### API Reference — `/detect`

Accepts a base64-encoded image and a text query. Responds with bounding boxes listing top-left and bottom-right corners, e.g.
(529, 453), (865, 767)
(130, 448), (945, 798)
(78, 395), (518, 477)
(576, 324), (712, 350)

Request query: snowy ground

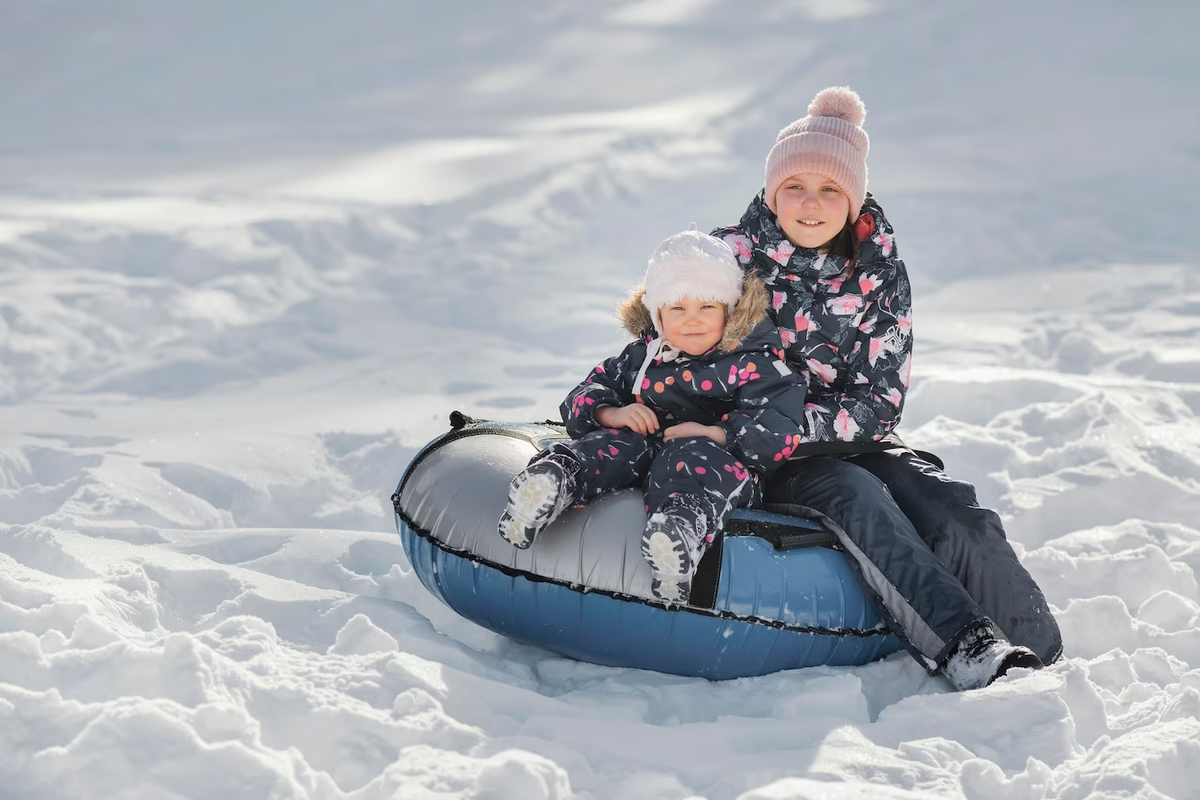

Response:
(3, 1), (1200, 798)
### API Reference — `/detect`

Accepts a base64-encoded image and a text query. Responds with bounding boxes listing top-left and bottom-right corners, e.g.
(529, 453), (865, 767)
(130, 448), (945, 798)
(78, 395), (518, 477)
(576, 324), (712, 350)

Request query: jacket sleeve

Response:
(720, 346), (808, 477)
(800, 255), (913, 446)
(559, 340), (645, 438)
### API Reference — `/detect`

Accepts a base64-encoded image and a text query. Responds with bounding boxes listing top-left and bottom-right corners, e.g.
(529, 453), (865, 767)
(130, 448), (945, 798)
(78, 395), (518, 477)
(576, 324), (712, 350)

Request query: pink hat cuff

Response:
(765, 134), (867, 219)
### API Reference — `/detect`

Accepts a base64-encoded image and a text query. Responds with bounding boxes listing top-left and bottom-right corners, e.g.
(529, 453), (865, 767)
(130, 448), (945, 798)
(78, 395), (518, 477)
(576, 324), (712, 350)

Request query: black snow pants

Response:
(766, 449), (1063, 669)
(536, 428), (761, 551)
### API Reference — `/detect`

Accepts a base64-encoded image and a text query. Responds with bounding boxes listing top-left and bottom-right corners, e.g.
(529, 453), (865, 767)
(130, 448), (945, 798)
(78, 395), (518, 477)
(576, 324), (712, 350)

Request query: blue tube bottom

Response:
(399, 518), (902, 680)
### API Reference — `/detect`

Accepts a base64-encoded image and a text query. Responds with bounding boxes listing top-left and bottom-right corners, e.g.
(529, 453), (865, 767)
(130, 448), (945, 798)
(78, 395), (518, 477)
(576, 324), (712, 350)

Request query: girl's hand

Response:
(663, 422), (726, 445)
(595, 404), (660, 435)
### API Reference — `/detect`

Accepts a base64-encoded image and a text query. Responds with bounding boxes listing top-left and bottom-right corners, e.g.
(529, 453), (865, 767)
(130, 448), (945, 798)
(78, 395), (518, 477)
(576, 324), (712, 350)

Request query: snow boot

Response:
(942, 625), (1044, 691)
(497, 459), (577, 549)
(641, 507), (708, 605)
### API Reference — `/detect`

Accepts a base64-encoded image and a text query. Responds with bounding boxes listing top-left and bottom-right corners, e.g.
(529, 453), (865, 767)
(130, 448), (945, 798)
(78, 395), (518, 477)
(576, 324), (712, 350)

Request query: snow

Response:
(2, 0), (1199, 797)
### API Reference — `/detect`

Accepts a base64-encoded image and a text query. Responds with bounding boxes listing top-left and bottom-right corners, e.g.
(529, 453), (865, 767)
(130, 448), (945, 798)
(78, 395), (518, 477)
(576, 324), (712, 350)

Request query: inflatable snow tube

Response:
(392, 413), (903, 679)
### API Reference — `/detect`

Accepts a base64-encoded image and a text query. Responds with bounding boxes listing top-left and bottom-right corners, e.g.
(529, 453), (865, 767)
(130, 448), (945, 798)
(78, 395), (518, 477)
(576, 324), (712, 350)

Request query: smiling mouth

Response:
(797, 219), (824, 227)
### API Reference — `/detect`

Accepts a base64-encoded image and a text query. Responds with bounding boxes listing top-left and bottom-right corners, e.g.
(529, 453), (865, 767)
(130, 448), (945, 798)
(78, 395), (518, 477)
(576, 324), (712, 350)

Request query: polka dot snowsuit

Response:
(535, 275), (807, 563)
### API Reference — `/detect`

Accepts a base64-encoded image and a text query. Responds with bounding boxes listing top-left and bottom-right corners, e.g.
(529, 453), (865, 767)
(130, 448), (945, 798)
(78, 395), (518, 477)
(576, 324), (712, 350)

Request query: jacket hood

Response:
(615, 273), (771, 353)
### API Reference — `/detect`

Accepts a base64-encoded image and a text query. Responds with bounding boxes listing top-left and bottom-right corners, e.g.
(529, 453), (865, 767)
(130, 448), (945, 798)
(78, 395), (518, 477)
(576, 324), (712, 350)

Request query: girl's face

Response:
(659, 297), (727, 356)
(773, 172), (851, 249)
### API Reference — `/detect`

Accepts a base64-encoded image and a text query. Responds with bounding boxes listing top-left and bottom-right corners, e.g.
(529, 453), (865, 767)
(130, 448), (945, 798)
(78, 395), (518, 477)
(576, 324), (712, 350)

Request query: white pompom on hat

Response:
(641, 224), (743, 328)
(764, 86), (870, 221)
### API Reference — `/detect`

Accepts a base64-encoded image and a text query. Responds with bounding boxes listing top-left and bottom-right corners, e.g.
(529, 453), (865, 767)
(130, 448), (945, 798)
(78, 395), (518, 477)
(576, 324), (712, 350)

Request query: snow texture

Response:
(2, 1), (1199, 798)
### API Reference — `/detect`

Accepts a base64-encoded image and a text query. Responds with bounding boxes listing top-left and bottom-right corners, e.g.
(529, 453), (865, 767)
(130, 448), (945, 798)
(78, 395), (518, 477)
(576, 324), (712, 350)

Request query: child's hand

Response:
(595, 404), (660, 435)
(663, 422), (727, 445)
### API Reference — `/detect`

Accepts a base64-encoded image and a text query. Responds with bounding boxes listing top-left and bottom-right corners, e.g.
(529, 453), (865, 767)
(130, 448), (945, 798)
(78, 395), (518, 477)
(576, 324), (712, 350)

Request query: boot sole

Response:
(498, 470), (563, 549)
(642, 524), (693, 581)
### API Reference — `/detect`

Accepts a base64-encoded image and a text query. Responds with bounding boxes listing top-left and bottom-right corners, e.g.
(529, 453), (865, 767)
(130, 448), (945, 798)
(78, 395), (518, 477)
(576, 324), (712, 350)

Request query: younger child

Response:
(497, 227), (807, 603)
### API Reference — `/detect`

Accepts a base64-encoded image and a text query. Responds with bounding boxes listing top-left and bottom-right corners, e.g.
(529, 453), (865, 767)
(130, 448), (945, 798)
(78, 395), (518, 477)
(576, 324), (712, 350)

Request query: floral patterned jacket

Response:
(711, 193), (912, 446)
(561, 275), (808, 476)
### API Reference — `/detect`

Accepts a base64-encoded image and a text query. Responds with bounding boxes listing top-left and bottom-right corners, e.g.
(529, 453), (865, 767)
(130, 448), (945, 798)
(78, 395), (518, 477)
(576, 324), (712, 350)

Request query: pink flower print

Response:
(695, 466), (706, 475)
(822, 276), (845, 293)
(778, 327), (797, 347)
(853, 371), (869, 385)
(729, 365), (739, 384)
(642, 378), (651, 391)
(772, 291), (787, 311)
(900, 353), (912, 388)
(834, 409), (861, 442)
(858, 274), (880, 294)
(701, 379), (712, 391)
(886, 387), (903, 408)
(897, 313), (913, 336)
(874, 230), (894, 256)
(868, 337), (885, 366)
(828, 295), (864, 316)
(726, 234), (753, 262)
(766, 241), (795, 265)
(594, 364), (605, 374)
(806, 359), (837, 385)
(609, 445), (619, 455)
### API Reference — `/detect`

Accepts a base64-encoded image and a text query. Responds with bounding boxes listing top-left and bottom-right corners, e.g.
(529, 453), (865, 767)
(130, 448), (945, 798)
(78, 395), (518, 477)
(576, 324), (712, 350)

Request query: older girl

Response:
(711, 86), (1062, 691)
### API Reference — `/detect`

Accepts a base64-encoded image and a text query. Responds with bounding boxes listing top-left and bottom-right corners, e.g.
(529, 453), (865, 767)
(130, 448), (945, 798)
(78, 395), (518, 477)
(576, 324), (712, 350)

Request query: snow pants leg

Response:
(850, 450), (1064, 665)
(765, 456), (989, 670)
(535, 428), (654, 504)
(642, 436), (761, 563)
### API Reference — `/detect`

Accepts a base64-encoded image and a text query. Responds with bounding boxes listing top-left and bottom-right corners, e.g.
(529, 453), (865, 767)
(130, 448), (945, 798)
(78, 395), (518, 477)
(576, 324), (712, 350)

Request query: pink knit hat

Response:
(764, 86), (869, 221)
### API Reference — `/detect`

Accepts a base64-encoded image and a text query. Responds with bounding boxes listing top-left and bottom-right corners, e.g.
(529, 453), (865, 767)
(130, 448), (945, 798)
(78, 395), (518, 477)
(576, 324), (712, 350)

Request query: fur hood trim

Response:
(615, 273), (770, 353)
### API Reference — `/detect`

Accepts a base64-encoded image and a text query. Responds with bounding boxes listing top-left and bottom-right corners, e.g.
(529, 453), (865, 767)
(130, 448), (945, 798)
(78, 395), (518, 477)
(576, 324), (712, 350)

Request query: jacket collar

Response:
(737, 191), (892, 280)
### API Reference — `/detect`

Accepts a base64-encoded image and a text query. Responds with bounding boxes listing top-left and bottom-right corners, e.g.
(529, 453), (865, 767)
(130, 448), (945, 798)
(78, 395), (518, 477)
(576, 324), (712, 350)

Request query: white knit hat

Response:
(641, 225), (743, 328)
(764, 86), (870, 220)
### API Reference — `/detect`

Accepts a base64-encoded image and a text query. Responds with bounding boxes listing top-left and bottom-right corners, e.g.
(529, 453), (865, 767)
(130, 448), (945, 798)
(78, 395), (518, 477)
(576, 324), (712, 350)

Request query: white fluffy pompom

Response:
(807, 86), (866, 126)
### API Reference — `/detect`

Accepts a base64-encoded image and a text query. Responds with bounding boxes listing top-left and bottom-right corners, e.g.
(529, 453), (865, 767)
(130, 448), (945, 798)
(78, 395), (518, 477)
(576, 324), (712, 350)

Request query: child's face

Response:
(659, 297), (727, 356)
(774, 172), (851, 249)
